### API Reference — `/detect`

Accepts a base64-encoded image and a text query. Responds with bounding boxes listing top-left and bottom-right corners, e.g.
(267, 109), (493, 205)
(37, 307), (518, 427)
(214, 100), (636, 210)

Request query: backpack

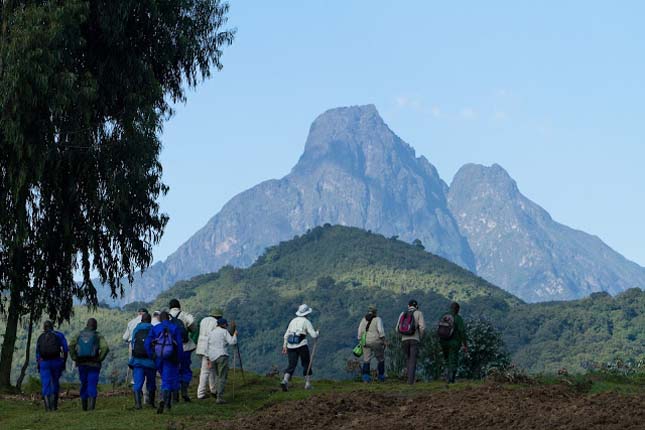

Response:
(398, 310), (416, 335)
(76, 330), (99, 359)
(153, 328), (177, 360)
(170, 312), (189, 343)
(39, 331), (61, 360)
(437, 313), (455, 340)
(132, 327), (151, 359)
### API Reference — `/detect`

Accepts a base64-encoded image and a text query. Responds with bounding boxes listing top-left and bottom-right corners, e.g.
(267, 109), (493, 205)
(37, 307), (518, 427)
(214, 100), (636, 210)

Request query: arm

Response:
(376, 317), (385, 339)
(416, 311), (426, 338)
(305, 319), (318, 339)
(144, 328), (154, 358)
(59, 332), (69, 363)
(226, 330), (238, 346)
(174, 329), (184, 355)
(357, 319), (366, 340)
(282, 321), (291, 350)
(395, 312), (402, 333)
(98, 335), (109, 362)
(69, 335), (78, 362)
(122, 325), (131, 342)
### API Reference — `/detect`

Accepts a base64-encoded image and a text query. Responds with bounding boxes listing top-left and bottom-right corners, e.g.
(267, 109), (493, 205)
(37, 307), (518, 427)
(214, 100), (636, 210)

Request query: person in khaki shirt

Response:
(357, 305), (386, 382)
(395, 299), (425, 384)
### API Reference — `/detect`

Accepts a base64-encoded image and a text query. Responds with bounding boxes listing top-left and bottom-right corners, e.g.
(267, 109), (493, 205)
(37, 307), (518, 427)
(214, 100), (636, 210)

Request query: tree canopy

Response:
(0, 0), (234, 388)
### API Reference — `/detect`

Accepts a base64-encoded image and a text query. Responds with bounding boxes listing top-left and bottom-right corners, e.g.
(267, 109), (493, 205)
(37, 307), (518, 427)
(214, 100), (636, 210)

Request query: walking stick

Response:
(231, 320), (246, 383)
(305, 333), (320, 377)
(232, 348), (236, 401)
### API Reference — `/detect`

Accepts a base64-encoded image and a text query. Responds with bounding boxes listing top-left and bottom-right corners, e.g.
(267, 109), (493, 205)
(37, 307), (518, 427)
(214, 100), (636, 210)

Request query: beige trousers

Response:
(197, 355), (218, 398)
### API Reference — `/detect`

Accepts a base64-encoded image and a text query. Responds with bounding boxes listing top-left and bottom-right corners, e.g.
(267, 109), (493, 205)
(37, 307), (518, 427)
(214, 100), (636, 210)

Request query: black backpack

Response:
(170, 312), (189, 343)
(132, 327), (151, 359)
(39, 331), (61, 360)
(437, 314), (455, 340)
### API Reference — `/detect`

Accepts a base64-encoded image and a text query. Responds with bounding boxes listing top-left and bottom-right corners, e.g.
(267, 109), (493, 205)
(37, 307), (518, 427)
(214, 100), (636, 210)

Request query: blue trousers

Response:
(156, 359), (179, 391)
(40, 359), (64, 396)
(179, 350), (192, 384)
(133, 366), (156, 393)
(78, 365), (100, 399)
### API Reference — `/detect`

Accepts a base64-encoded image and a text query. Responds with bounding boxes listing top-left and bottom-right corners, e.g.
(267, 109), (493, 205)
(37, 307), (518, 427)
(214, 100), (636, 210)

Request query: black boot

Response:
(377, 361), (385, 382)
(88, 397), (96, 411)
(181, 382), (191, 402)
(81, 398), (88, 411)
(134, 391), (142, 410)
(147, 390), (156, 408)
(165, 390), (172, 411)
(449, 370), (457, 384)
(43, 395), (51, 412)
(52, 393), (59, 411)
(156, 390), (166, 414)
(172, 389), (179, 403)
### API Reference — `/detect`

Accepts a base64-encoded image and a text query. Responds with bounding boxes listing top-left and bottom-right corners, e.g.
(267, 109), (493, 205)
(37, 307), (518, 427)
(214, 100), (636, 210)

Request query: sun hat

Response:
(212, 308), (224, 318)
(295, 304), (312, 317)
(368, 304), (377, 313)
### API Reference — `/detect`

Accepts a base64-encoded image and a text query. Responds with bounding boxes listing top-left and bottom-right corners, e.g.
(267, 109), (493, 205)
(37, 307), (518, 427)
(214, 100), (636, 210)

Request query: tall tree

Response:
(0, 0), (234, 388)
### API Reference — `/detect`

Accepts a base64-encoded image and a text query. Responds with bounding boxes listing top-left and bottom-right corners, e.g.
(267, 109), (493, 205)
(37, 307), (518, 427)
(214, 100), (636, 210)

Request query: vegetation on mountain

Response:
(0, 0), (234, 388)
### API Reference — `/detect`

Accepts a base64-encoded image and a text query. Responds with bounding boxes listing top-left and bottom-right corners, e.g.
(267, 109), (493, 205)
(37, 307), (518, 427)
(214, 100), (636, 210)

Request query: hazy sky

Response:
(156, 1), (645, 267)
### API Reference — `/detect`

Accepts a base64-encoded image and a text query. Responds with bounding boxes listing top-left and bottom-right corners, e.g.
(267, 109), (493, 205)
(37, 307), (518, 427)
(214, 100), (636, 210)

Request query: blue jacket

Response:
(129, 322), (155, 369)
(145, 320), (184, 363)
(36, 330), (69, 366)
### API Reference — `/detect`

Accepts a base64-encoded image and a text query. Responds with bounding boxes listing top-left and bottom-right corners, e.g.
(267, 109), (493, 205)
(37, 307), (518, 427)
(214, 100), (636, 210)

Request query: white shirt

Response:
(122, 315), (142, 342)
(196, 316), (219, 356)
(283, 316), (318, 349)
(206, 326), (237, 362)
(169, 307), (197, 351)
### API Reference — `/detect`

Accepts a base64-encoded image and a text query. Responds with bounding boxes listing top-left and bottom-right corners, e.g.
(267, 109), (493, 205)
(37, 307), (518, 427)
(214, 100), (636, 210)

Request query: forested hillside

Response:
(5, 226), (643, 382)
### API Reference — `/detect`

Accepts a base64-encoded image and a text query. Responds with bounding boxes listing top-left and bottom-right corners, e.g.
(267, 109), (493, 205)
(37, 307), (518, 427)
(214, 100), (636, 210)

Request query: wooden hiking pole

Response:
(232, 320), (246, 383)
(232, 347), (236, 401)
(305, 331), (320, 377)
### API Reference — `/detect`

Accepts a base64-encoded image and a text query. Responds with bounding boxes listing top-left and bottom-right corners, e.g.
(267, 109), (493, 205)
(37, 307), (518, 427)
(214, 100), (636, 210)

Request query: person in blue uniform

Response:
(129, 312), (156, 409)
(36, 320), (69, 411)
(69, 318), (109, 411)
(145, 310), (184, 414)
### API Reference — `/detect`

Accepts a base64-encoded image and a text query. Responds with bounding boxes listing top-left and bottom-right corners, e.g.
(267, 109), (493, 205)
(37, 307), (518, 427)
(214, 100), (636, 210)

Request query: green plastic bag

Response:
(352, 333), (367, 357)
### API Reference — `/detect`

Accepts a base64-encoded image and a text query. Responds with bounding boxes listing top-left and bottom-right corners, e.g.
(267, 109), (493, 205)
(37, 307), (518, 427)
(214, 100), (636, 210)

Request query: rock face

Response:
(107, 105), (474, 305)
(447, 163), (645, 302)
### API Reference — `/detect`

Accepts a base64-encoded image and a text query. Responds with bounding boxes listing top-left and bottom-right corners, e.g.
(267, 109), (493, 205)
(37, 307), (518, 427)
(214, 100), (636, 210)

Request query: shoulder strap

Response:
(365, 317), (373, 332)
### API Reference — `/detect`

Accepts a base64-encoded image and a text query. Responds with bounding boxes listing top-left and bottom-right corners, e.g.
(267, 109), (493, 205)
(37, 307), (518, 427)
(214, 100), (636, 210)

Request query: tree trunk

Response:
(0, 290), (21, 389)
(15, 313), (34, 391)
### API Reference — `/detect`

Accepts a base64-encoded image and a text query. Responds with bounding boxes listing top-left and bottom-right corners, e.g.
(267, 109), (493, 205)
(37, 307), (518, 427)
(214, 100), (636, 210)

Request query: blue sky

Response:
(157, 1), (645, 266)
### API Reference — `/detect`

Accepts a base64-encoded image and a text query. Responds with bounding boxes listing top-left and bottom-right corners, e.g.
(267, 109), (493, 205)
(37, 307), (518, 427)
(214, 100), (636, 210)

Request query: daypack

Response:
(132, 328), (151, 359)
(153, 328), (177, 360)
(170, 312), (189, 343)
(398, 310), (416, 335)
(39, 331), (61, 360)
(76, 330), (99, 359)
(437, 313), (455, 340)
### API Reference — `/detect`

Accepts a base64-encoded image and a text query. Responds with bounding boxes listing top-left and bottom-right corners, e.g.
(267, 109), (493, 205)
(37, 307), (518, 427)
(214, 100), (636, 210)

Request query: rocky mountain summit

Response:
(448, 163), (645, 301)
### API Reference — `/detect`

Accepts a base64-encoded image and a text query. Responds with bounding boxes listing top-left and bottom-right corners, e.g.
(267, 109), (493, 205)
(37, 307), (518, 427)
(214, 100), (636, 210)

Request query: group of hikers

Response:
(35, 297), (467, 412)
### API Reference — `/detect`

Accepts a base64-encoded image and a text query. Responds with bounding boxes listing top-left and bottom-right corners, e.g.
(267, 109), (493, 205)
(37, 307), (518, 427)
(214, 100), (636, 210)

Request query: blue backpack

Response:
(76, 329), (99, 359)
(153, 328), (177, 359)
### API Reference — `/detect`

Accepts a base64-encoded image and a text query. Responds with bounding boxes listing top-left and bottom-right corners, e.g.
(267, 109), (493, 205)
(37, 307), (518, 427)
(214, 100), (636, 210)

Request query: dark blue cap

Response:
(217, 318), (228, 326)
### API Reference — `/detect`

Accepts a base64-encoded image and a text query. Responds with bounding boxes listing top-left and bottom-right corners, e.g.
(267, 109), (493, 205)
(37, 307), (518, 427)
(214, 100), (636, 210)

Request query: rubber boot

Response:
(181, 382), (191, 402)
(53, 393), (59, 411)
(81, 398), (88, 411)
(165, 390), (173, 412)
(280, 373), (290, 392)
(88, 397), (96, 411)
(449, 370), (457, 384)
(172, 389), (179, 403)
(156, 391), (166, 414)
(43, 395), (51, 412)
(377, 361), (385, 382)
(134, 390), (142, 410)
(361, 363), (372, 383)
(304, 375), (313, 390)
(147, 390), (156, 408)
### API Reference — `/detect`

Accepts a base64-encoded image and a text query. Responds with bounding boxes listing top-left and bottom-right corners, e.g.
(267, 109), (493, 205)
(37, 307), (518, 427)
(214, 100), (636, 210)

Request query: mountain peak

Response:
(451, 163), (519, 199)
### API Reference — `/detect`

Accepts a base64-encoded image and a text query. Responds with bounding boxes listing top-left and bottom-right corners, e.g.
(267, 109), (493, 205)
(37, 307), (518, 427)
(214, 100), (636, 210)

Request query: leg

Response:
(372, 342), (386, 382)
(145, 367), (157, 407)
(209, 360), (218, 395)
(299, 346), (313, 389)
(197, 355), (210, 399)
(179, 350), (192, 401)
(50, 362), (63, 410)
(281, 348), (299, 391)
(78, 366), (89, 404)
(133, 367), (144, 409)
(39, 361), (53, 411)
(441, 341), (450, 382)
(447, 343), (459, 383)
(406, 340), (419, 384)
(361, 345), (372, 383)
(214, 356), (229, 403)
(86, 368), (100, 410)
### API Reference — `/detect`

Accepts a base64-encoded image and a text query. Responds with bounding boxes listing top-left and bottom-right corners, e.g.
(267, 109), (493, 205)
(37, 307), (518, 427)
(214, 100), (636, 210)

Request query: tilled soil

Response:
(218, 384), (645, 430)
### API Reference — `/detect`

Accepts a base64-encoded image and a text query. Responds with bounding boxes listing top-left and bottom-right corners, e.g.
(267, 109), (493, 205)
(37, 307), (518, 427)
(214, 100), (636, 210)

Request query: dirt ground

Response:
(218, 383), (645, 430)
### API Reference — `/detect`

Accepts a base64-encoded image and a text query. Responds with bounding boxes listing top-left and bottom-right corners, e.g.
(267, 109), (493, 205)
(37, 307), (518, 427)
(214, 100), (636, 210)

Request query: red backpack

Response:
(398, 310), (416, 335)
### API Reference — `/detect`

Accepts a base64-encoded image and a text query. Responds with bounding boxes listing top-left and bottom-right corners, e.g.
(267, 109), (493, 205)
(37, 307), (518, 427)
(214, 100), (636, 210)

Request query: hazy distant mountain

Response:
(104, 105), (474, 305)
(447, 163), (645, 302)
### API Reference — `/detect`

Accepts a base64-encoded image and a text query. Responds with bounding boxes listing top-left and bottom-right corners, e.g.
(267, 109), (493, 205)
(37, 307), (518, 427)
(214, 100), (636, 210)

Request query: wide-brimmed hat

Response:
(295, 304), (312, 317)
(368, 304), (377, 313)
(212, 308), (224, 318)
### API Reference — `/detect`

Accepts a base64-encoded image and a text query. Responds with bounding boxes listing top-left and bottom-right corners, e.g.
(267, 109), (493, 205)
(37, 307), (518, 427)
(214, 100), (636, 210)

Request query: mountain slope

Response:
(447, 163), (645, 301)
(104, 105), (474, 304)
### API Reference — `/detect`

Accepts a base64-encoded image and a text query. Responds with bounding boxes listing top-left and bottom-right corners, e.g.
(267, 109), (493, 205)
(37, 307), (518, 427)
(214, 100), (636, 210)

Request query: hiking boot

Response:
(134, 390), (143, 410)
(172, 389), (179, 403)
(377, 362), (385, 383)
(216, 396), (226, 404)
(304, 375), (313, 390)
(81, 398), (88, 411)
(181, 382), (191, 402)
(157, 391), (167, 414)
(88, 397), (96, 411)
(147, 390), (156, 408)
(52, 393), (59, 411)
(280, 373), (290, 392)
(43, 395), (51, 412)
(165, 390), (173, 411)
(361, 363), (371, 383)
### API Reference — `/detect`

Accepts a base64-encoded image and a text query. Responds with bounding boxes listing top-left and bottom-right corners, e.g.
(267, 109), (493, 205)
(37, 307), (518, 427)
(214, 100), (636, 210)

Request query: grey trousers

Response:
(402, 340), (419, 384)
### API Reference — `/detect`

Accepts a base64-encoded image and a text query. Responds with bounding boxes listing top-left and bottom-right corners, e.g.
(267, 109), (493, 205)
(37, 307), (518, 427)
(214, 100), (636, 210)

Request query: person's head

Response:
(217, 318), (228, 328)
(43, 320), (54, 331)
(367, 304), (377, 317)
(450, 302), (460, 315)
(159, 311), (170, 321)
(212, 308), (224, 319)
(141, 313), (152, 324)
(169, 299), (180, 309)
(138, 307), (148, 316)
(152, 311), (160, 319)
(408, 299), (418, 309)
(86, 318), (97, 330)
(295, 304), (312, 317)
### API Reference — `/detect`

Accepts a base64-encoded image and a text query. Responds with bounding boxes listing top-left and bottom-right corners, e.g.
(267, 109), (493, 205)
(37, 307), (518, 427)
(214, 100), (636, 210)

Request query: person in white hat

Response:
(280, 304), (319, 391)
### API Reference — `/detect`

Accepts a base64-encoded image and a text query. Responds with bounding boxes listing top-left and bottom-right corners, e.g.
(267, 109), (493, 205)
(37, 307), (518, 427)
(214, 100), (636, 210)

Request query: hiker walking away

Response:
(206, 318), (238, 404)
(129, 312), (157, 409)
(36, 320), (69, 411)
(69, 318), (109, 411)
(357, 305), (386, 383)
(438, 302), (468, 384)
(123, 307), (148, 389)
(396, 299), (425, 384)
(169, 299), (197, 402)
(151, 310), (161, 326)
(281, 304), (319, 391)
(196, 308), (224, 399)
(145, 310), (183, 414)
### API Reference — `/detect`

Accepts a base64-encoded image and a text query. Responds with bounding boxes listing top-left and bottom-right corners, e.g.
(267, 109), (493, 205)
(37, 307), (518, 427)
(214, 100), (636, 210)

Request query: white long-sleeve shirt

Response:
(169, 307), (197, 351)
(206, 326), (237, 362)
(196, 316), (218, 356)
(283, 316), (318, 349)
(122, 315), (142, 342)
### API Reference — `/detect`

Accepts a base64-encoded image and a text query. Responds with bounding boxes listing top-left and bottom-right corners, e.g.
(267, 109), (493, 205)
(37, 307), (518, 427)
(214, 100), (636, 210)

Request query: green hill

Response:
(3, 225), (643, 383)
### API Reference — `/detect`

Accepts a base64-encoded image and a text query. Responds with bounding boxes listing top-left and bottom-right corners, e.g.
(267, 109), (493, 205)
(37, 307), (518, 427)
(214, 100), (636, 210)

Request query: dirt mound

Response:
(218, 384), (645, 430)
